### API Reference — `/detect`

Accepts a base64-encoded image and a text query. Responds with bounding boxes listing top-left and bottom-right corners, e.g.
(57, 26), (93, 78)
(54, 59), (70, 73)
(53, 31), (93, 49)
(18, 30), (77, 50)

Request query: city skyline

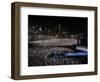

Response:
(28, 15), (88, 34)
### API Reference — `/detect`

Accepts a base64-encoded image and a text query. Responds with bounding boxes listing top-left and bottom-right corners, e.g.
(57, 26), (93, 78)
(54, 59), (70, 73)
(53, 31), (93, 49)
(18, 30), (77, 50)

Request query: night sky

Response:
(28, 15), (88, 34)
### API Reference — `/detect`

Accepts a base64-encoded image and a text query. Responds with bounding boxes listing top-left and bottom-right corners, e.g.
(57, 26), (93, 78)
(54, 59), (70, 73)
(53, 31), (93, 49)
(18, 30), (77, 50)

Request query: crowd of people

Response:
(28, 46), (87, 66)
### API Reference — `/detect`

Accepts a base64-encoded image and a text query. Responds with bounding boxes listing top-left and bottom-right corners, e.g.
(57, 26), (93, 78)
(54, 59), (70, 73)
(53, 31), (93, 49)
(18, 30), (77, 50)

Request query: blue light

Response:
(64, 50), (87, 57)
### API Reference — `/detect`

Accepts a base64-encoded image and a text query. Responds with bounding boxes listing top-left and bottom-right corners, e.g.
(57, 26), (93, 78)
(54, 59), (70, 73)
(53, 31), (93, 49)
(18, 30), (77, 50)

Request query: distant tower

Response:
(58, 24), (61, 33)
